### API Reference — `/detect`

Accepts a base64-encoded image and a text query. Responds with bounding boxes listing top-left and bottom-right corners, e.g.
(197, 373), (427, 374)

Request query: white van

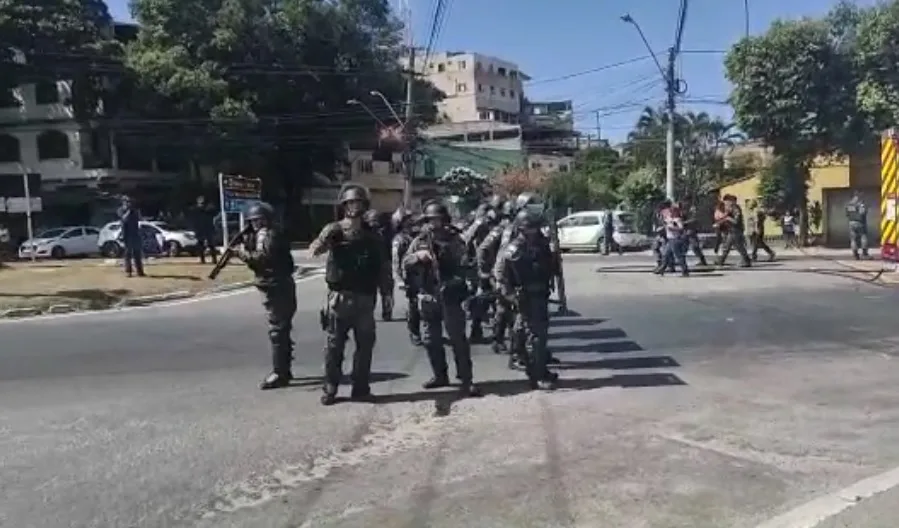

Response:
(556, 210), (649, 252)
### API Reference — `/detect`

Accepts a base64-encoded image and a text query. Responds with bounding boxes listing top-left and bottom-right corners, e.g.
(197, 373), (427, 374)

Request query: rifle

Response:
(208, 224), (254, 280)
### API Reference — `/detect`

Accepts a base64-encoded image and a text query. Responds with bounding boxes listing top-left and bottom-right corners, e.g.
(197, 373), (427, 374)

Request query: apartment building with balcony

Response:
(406, 51), (529, 124)
(0, 22), (183, 227)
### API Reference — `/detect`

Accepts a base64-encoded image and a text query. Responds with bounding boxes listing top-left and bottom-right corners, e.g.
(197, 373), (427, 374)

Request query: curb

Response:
(0, 266), (323, 319)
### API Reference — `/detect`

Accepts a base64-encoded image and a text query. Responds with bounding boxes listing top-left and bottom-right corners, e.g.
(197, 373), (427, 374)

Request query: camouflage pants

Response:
(511, 294), (551, 381)
(716, 232), (751, 266)
(420, 295), (473, 382)
(378, 275), (394, 318)
(323, 291), (377, 389)
(849, 223), (869, 257)
(259, 278), (297, 376)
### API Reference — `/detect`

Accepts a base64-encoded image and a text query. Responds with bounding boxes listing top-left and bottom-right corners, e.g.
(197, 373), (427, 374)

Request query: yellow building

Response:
(717, 145), (880, 247)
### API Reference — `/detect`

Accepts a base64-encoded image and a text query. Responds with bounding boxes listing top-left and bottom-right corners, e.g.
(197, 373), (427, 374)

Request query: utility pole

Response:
(403, 49), (415, 209)
(594, 110), (602, 142)
(665, 47), (676, 201)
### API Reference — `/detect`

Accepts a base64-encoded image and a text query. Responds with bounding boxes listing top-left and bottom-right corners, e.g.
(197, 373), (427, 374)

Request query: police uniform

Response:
(238, 202), (297, 390)
(494, 209), (558, 389)
(846, 195), (869, 259)
(391, 207), (421, 345)
(477, 215), (514, 353)
(310, 185), (385, 405)
(462, 209), (496, 341)
(403, 203), (481, 397)
(715, 197), (751, 267)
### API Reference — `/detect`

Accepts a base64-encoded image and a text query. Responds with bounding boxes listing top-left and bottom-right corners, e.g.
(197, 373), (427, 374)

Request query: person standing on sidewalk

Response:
(189, 196), (218, 264)
(845, 191), (870, 260)
(117, 195), (145, 277)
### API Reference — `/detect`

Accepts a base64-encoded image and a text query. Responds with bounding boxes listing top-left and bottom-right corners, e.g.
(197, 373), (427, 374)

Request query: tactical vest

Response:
(510, 237), (553, 292)
(846, 203), (865, 223)
(325, 228), (381, 293)
(249, 227), (295, 282)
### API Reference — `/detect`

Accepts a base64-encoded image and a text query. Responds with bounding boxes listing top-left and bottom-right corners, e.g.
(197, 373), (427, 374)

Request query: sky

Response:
(104, 0), (878, 143)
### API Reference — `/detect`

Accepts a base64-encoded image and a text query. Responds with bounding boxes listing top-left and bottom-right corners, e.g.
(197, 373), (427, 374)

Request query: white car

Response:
(18, 226), (101, 259)
(557, 210), (650, 252)
(97, 220), (198, 257)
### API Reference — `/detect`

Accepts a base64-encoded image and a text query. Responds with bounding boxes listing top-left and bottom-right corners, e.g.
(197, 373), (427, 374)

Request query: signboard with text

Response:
(220, 174), (262, 213)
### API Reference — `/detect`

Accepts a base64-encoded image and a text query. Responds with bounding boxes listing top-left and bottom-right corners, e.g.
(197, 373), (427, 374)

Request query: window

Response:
(580, 216), (600, 226)
(437, 63), (445, 72)
(497, 67), (507, 77)
(559, 164), (570, 172)
(62, 228), (81, 239)
(36, 130), (70, 160)
(530, 161), (542, 169)
(34, 81), (60, 104)
(475, 62), (483, 71)
(37, 228), (68, 239)
(488, 64), (495, 74)
(85, 228), (100, 236)
(510, 71), (518, 79)
(357, 159), (374, 173)
(557, 217), (580, 228)
(477, 84), (483, 92)
(388, 161), (403, 173)
(493, 129), (520, 140)
(0, 134), (20, 162)
(510, 90), (516, 98)
(459, 60), (467, 69)
(489, 86), (495, 94)
(423, 158), (436, 177)
(457, 82), (468, 93)
(478, 110), (490, 120)
(500, 88), (506, 96)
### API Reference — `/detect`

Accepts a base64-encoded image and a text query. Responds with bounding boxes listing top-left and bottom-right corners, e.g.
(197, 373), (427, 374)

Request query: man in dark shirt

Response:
(189, 196), (218, 264)
(116, 195), (145, 277)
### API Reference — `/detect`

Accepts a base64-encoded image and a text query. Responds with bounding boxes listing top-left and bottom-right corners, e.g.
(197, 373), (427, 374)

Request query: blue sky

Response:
(104, 0), (875, 143)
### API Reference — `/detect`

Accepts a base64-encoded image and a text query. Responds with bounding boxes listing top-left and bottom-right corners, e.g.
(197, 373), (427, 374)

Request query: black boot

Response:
(320, 383), (338, 405)
(459, 381), (482, 397)
(422, 375), (450, 389)
(350, 384), (374, 402)
(260, 372), (291, 390)
(469, 325), (485, 343)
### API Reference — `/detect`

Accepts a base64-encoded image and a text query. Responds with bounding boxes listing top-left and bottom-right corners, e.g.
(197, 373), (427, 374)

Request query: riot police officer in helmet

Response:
(309, 184), (386, 405)
(391, 206), (422, 346)
(403, 201), (482, 397)
(238, 202), (297, 390)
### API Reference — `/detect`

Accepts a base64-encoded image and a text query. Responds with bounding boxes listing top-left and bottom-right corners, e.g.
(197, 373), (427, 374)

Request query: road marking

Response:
(756, 465), (899, 528)
(0, 270), (324, 325)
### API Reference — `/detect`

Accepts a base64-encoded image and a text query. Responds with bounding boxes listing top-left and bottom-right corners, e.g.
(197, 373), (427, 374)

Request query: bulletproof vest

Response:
(325, 224), (381, 293)
(846, 202), (865, 223)
(248, 227), (295, 283)
(510, 236), (553, 291)
(500, 223), (516, 247)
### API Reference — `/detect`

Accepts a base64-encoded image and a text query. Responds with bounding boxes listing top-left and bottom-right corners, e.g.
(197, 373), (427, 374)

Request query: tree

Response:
(725, 13), (862, 243)
(619, 167), (665, 234)
(854, 0), (899, 132)
(125, 0), (440, 233)
(756, 155), (808, 216)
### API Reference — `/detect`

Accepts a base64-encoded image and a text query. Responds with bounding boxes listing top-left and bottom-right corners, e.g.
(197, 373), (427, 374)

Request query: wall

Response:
(527, 154), (572, 174)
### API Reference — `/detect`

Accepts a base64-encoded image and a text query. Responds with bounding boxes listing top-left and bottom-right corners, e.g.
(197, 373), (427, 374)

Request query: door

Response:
(572, 214), (601, 246)
(60, 228), (83, 254)
(83, 227), (100, 255)
(557, 216), (581, 246)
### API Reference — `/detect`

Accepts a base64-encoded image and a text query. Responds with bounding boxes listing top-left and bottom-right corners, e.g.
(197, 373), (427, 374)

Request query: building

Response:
(520, 99), (578, 173)
(717, 145), (880, 247)
(0, 22), (181, 228)
(406, 51), (528, 124)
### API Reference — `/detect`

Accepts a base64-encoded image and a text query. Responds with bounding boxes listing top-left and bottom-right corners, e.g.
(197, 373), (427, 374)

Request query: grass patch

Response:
(0, 258), (254, 312)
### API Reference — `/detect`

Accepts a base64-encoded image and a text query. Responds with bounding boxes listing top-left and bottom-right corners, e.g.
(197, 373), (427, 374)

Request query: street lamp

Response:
(369, 90), (405, 128)
(347, 98), (389, 129)
(621, 12), (677, 201)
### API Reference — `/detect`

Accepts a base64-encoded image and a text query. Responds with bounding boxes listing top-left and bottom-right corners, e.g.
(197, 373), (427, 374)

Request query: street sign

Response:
(220, 174), (261, 213)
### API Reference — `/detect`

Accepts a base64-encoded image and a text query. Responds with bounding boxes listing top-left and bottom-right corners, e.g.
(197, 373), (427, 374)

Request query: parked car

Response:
(18, 226), (101, 259)
(97, 220), (198, 257)
(557, 210), (651, 252)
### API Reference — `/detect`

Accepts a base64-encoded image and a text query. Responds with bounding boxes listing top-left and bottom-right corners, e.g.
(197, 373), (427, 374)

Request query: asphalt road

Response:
(4, 252), (899, 527)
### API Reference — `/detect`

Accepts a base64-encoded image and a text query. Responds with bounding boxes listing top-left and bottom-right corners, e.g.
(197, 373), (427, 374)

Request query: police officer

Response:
(391, 206), (422, 346)
(364, 209), (395, 320)
(515, 192), (567, 315)
(403, 202), (482, 397)
(682, 203), (709, 266)
(495, 209), (559, 390)
(462, 198), (500, 342)
(746, 199), (775, 262)
(715, 194), (752, 268)
(477, 199), (516, 354)
(309, 184), (386, 405)
(237, 202), (297, 390)
(846, 191), (869, 260)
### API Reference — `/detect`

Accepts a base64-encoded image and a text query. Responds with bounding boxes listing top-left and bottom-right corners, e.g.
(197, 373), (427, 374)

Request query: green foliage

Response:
(756, 155), (808, 216)
(854, 1), (899, 131)
(809, 200), (823, 232)
(437, 166), (489, 205)
(620, 167), (665, 233)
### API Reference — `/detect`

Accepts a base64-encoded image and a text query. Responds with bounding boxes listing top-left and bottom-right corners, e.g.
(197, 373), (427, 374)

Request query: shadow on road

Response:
(550, 328), (628, 340)
(552, 340), (645, 353)
(554, 355), (680, 370)
(289, 371), (409, 388)
(549, 317), (607, 327)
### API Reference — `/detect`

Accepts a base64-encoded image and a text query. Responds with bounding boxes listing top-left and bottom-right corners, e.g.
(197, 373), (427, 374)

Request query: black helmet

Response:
(246, 201), (275, 221)
(391, 207), (412, 230)
(515, 192), (543, 210)
(515, 208), (543, 229)
(338, 184), (370, 205)
(423, 201), (450, 220)
(488, 194), (504, 209)
(500, 200), (515, 217)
